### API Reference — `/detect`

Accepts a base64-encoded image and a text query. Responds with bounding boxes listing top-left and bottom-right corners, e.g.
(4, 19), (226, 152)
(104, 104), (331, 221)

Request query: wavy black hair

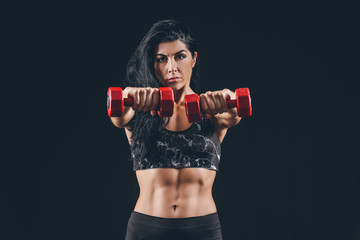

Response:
(124, 19), (200, 161)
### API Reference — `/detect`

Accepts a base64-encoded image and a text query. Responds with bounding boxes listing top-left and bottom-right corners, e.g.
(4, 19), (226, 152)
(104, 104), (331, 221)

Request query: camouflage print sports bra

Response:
(131, 118), (221, 172)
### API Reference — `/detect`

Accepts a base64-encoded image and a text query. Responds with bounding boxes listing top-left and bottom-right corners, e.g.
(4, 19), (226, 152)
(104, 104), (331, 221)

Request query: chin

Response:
(169, 83), (187, 92)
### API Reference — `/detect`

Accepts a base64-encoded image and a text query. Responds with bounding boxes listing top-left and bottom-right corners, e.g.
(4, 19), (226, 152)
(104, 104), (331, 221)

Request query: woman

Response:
(110, 19), (241, 240)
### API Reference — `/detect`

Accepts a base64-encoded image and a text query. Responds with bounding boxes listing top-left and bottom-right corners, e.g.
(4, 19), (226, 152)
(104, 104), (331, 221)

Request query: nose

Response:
(167, 58), (177, 73)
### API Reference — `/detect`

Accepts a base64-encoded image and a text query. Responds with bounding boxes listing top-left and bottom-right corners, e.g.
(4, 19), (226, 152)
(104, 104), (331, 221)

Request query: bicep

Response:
(124, 127), (133, 145)
(215, 126), (228, 143)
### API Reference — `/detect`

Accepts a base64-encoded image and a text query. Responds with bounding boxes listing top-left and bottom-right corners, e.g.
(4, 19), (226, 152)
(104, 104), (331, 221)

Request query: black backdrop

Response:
(2, 0), (359, 239)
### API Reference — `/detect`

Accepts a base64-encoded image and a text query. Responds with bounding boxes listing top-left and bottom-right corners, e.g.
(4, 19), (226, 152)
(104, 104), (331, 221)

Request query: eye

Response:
(176, 54), (186, 60)
(156, 57), (166, 63)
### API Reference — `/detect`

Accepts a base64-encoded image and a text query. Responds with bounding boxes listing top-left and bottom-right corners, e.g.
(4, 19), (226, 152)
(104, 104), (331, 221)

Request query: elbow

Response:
(234, 116), (242, 126)
(110, 117), (128, 128)
(113, 123), (124, 128)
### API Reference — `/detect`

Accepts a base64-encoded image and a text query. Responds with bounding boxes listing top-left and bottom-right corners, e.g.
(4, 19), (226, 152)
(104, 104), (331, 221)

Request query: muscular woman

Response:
(110, 19), (241, 240)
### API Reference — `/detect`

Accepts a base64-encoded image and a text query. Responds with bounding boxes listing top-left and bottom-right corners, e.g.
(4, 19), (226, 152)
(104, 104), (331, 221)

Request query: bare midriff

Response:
(133, 167), (217, 218)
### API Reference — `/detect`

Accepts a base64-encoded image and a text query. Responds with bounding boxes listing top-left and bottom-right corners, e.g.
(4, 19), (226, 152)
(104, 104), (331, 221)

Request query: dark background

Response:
(1, 0), (359, 239)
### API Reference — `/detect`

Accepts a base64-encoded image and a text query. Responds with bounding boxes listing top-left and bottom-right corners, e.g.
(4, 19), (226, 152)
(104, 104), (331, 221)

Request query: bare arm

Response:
(199, 89), (242, 142)
(110, 107), (135, 128)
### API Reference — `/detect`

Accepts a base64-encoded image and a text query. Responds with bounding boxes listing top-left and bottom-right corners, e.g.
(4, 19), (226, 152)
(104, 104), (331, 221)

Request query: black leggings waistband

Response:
(125, 211), (223, 240)
(130, 211), (220, 228)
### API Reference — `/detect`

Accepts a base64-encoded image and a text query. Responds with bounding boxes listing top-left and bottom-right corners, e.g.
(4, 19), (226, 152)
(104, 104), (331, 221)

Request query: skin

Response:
(110, 40), (241, 218)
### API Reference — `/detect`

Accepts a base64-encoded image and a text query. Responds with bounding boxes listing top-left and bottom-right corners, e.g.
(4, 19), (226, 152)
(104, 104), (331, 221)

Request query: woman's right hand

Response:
(123, 87), (160, 116)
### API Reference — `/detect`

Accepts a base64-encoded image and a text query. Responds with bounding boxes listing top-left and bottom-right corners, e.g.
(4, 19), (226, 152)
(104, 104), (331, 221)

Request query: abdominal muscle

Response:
(133, 167), (217, 218)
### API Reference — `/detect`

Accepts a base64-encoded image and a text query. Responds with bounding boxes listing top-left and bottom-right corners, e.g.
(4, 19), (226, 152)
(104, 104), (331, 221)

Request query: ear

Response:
(192, 51), (198, 68)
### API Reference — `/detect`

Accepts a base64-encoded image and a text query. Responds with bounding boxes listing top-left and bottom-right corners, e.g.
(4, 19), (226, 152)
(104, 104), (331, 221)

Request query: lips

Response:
(167, 77), (181, 82)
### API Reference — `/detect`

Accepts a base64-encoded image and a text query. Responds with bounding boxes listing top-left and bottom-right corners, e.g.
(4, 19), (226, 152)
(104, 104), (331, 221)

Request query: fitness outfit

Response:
(126, 117), (222, 239)
(125, 211), (223, 240)
(130, 117), (221, 172)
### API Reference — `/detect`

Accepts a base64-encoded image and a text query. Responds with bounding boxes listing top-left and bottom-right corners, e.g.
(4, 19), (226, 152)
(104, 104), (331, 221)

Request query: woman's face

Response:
(154, 40), (197, 92)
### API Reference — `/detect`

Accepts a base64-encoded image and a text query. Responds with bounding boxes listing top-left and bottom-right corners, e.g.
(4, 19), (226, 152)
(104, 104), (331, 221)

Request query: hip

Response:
(125, 211), (223, 240)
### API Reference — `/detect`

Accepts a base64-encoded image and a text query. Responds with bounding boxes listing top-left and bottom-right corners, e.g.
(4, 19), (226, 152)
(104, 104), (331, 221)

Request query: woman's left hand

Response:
(199, 89), (235, 118)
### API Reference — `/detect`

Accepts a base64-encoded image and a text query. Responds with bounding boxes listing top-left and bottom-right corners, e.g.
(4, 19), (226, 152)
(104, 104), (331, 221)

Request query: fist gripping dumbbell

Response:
(185, 88), (252, 123)
(107, 87), (174, 117)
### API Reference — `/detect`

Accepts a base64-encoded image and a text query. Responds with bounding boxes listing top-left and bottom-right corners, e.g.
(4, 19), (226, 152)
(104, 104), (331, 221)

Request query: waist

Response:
(134, 192), (217, 218)
(128, 211), (220, 228)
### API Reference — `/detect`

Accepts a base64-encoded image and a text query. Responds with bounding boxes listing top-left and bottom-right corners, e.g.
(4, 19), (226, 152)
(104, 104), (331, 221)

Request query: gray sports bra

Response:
(131, 118), (221, 172)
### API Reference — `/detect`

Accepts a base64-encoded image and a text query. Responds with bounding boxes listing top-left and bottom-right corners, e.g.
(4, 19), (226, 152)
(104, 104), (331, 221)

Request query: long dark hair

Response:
(125, 19), (200, 161)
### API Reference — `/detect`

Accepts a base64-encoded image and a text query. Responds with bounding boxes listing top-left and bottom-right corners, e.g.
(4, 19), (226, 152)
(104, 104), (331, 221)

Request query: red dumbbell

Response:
(185, 88), (252, 123)
(107, 87), (174, 117)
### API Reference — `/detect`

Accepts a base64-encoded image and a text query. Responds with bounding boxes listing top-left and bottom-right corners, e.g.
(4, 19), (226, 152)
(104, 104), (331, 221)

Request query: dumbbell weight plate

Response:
(158, 87), (174, 117)
(235, 88), (252, 117)
(185, 94), (201, 123)
(107, 87), (124, 117)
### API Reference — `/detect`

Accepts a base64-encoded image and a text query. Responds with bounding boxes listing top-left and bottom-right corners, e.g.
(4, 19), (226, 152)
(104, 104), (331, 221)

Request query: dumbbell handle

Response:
(107, 87), (174, 117)
(226, 99), (237, 109)
(194, 99), (237, 112)
(125, 95), (236, 109)
(186, 95), (238, 111)
(185, 88), (252, 123)
(123, 97), (134, 107)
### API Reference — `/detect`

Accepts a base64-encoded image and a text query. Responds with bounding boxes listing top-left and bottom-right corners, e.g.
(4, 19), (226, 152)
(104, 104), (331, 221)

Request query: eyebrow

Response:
(155, 50), (187, 56)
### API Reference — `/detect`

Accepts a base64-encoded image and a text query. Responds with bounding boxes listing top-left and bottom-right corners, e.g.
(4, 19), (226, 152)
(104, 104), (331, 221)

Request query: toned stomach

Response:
(133, 167), (217, 218)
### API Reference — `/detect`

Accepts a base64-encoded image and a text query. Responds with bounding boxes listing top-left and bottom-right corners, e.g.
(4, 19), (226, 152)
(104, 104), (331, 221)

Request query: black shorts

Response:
(125, 211), (223, 240)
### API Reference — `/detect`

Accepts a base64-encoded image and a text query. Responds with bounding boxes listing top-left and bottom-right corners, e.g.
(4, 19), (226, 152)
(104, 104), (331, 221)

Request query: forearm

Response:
(212, 108), (242, 129)
(209, 89), (242, 129)
(110, 106), (134, 128)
